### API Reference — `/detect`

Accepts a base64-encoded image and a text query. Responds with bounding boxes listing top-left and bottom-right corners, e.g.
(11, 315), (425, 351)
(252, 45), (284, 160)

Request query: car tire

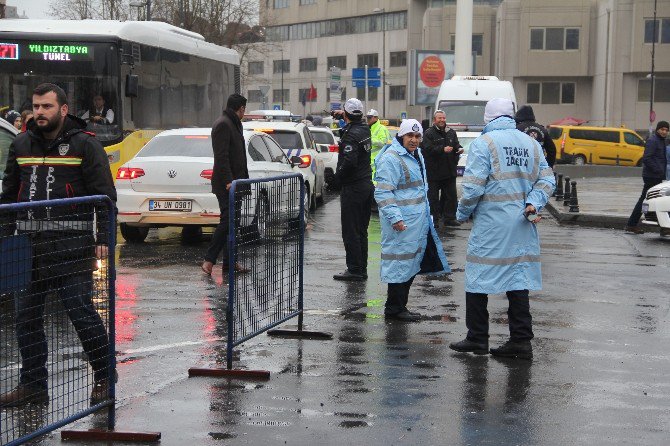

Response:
(181, 225), (203, 244)
(309, 184), (317, 211)
(574, 155), (586, 166)
(120, 223), (149, 243)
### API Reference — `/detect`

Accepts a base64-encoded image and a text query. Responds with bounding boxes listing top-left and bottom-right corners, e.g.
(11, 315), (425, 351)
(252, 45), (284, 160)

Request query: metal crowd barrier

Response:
(0, 196), (116, 445)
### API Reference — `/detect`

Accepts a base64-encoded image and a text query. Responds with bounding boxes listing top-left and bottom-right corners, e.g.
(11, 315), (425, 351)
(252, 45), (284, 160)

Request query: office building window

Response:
(527, 82), (575, 104)
(449, 34), (484, 55)
(299, 58), (317, 72)
(273, 0), (289, 8)
(273, 59), (290, 74)
(390, 51), (407, 67)
(644, 19), (670, 44)
(389, 85), (406, 101)
(327, 56), (347, 69)
(300, 0), (316, 4)
(248, 61), (264, 75)
(356, 87), (378, 101)
(638, 78), (670, 102)
(273, 89), (290, 103)
(530, 28), (580, 50)
(248, 90), (263, 102)
(358, 53), (379, 68)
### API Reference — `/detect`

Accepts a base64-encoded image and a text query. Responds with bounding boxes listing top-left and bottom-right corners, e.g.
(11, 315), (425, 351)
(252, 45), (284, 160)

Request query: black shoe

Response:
(385, 310), (421, 322)
(444, 220), (461, 227)
(90, 370), (119, 406)
(403, 307), (421, 317)
(624, 226), (644, 234)
(333, 270), (366, 281)
(449, 338), (489, 355)
(0, 384), (48, 407)
(490, 340), (533, 360)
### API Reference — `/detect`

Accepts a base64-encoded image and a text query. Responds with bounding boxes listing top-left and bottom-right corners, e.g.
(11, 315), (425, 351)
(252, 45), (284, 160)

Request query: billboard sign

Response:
(409, 50), (455, 106)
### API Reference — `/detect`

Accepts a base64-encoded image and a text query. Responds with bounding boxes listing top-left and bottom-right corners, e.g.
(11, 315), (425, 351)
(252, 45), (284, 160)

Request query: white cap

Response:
(366, 109), (379, 117)
(397, 119), (423, 137)
(484, 98), (515, 123)
(344, 98), (363, 116)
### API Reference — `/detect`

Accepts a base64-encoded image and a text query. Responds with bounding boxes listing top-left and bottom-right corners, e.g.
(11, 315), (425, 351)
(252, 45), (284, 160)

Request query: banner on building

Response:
(409, 50), (455, 106)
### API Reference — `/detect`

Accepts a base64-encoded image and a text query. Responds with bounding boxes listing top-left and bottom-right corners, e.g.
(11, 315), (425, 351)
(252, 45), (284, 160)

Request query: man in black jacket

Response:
(421, 110), (462, 227)
(625, 120), (669, 234)
(0, 83), (116, 407)
(515, 105), (556, 167)
(202, 94), (249, 274)
(332, 98), (373, 281)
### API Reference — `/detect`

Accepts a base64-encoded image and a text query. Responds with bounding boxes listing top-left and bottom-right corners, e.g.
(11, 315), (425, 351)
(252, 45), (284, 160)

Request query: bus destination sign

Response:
(0, 43), (19, 60)
(28, 43), (93, 61)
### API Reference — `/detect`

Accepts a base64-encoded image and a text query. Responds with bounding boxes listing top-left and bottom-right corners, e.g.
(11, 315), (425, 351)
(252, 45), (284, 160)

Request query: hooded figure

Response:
(515, 105), (556, 167)
(449, 98), (555, 359)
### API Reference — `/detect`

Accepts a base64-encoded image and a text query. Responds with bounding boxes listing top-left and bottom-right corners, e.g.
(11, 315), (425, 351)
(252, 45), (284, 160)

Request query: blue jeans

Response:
(15, 273), (110, 389)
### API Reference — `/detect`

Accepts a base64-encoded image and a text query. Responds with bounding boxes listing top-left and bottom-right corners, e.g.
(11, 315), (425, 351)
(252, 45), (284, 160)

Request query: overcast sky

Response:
(7, 0), (53, 19)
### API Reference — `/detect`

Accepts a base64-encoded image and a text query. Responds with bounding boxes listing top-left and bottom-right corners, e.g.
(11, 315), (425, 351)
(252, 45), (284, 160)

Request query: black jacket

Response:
(642, 133), (668, 179)
(335, 120), (372, 186)
(515, 105), (556, 167)
(211, 109), (249, 195)
(421, 125), (461, 180)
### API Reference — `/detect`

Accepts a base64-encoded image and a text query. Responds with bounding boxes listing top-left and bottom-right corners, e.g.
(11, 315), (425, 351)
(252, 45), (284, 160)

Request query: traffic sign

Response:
(273, 105), (281, 110)
(352, 67), (381, 88)
(400, 112), (407, 119)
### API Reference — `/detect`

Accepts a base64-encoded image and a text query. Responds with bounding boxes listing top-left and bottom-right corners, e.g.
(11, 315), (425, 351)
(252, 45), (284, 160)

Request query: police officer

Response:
(0, 83), (116, 407)
(515, 105), (556, 167)
(449, 98), (555, 360)
(333, 98), (374, 281)
(367, 109), (390, 182)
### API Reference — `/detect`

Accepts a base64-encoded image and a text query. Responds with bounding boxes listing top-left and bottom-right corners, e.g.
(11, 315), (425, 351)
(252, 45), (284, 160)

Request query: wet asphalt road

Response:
(25, 191), (670, 445)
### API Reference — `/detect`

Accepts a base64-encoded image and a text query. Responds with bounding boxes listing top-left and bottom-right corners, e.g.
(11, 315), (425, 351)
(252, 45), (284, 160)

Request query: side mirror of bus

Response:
(125, 74), (139, 98)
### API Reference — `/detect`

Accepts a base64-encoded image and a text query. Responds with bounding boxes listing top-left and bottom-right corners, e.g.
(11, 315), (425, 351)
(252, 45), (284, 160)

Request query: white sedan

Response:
(642, 180), (670, 236)
(309, 126), (339, 186)
(116, 128), (305, 243)
(455, 131), (481, 176)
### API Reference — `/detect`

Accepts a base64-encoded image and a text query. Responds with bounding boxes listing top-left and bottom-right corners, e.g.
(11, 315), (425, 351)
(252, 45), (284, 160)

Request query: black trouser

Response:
(427, 177), (457, 221)
(204, 193), (242, 265)
(340, 181), (373, 274)
(385, 275), (416, 315)
(465, 290), (533, 344)
(627, 176), (664, 227)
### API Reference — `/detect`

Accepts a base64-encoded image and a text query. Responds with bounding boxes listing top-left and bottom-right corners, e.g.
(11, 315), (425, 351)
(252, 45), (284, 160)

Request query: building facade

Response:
(244, 0), (670, 133)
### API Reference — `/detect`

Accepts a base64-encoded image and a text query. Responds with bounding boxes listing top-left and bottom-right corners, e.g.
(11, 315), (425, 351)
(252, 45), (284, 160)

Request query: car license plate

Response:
(642, 203), (649, 214)
(456, 167), (465, 176)
(149, 200), (192, 212)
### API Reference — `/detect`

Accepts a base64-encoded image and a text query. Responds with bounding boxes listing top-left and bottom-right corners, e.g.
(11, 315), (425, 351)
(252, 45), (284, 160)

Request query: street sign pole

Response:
(364, 64), (368, 115)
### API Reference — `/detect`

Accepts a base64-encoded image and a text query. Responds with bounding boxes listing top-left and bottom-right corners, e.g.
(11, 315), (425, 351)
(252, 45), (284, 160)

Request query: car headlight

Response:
(661, 187), (670, 196)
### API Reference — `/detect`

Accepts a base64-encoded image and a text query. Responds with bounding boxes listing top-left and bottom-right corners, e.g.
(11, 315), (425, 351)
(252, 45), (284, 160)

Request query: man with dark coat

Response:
(625, 120), (669, 234)
(421, 109), (462, 227)
(515, 105), (556, 167)
(202, 94), (249, 274)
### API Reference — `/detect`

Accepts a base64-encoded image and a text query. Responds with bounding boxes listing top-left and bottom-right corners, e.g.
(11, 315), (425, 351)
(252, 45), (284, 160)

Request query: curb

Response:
(545, 201), (628, 229)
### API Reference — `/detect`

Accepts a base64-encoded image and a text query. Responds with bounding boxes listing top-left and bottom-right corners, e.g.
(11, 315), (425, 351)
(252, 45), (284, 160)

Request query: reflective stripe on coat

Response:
(456, 116), (555, 294)
(374, 138), (450, 283)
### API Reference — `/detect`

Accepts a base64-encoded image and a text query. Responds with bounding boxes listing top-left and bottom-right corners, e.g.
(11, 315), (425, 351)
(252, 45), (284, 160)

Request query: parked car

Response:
(116, 128), (305, 243)
(547, 125), (645, 166)
(455, 131), (481, 176)
(309, 126), (339, 185)
(243, 120), (325, 210)
(0, 117), (19, 180)
(641, 180), (670, 236)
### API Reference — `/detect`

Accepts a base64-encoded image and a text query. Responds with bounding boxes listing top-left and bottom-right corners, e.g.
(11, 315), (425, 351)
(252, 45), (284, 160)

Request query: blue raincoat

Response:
(456, 116), (555, 294)
(374, 138), (450, 283)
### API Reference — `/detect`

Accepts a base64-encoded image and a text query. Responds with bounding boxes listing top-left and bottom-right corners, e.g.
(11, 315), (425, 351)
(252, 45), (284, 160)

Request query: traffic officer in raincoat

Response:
(367, 109), (390, 182)
(374, 119), (450, 322)
(449, 98), (555, 359)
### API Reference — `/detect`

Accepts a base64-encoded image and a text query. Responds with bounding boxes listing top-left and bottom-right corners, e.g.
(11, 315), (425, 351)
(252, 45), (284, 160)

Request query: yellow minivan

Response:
(547, 125), (646, 166)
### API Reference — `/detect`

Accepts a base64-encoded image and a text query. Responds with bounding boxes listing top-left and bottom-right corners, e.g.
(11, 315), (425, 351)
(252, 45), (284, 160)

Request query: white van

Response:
(434, 76), (517, 131)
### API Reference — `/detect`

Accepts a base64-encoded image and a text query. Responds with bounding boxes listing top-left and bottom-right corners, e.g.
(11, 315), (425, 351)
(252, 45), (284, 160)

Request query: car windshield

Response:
(268, 131), (302, 151)
(437, 101), (488, 126)
(311, 131), (334, 145)
(138, 135), (212, 157)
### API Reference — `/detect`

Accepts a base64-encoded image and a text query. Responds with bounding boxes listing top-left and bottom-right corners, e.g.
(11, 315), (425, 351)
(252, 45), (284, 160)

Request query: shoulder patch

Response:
(343, 145), (353, 153)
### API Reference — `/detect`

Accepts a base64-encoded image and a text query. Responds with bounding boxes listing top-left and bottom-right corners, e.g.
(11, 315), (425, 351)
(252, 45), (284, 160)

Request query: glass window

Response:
(645, 19), (660, 43)
(663, 19), (670, 44)
(637, 78), (670, 102)
(300, 0), (316, 4)
(263, 135), (289, 163)
(390, 51), (407, 67)
(472, 34), (483, 56)
(565, 28), (580, 50)
(248, 61), (263, 75)
(527, 83), (540, 103)
(303, 127), (315, 151)
(270, 131), (303, 151)
(357, 53), (379, 68)
(248, 135), (273, 162)
(389, 85), (406, 101)
(356, 87), (378, 101)
(450, 34), (456, 51)
(273, 59), (290, 74)
(311, 131), (335, 145)
(561, 82), (575, 104)
(548, 127), (563, 140)
(273, 0), (289, 8)
(569, 129), (619, 143)
(624, 132), (645, 147)
(299, 57), (317, 72)
(542, 82), (561, 104)
(327, 56), (346, 69)
(248, 90), (263, 102)
(546, 28), (565, 50)
(530, 28), (544, 50)
(139, 135), (212, 157)
(272, 89), (289, 103)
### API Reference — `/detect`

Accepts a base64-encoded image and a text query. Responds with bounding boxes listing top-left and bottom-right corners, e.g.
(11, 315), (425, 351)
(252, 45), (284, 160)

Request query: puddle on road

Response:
(339, 420), (370, 428)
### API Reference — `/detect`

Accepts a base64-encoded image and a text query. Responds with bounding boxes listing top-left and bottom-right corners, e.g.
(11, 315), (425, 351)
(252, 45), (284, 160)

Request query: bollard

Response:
(563, 176), (571, 206)
(616, 154), (620, 166)
(556, 173), (564, 200)
(552, 172), (558, 197)
(588, 153), (592, 164)
(569, 181), (580, 212)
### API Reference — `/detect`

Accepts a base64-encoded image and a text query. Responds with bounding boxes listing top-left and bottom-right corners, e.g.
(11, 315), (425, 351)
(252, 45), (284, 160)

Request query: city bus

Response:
(0, 20), (240, 177)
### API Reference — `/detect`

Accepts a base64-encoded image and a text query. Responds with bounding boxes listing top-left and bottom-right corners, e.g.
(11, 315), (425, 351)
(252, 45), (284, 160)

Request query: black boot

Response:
(333, 270), (366, 281)
(0, 384), (48, 407)
(490, 340), (533, 360)
(449, 338), (489, 354)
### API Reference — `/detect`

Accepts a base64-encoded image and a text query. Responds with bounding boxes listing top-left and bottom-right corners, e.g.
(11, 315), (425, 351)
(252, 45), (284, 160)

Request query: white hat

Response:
(484, 98), (515, 123)
(344, 98), (363, 116)
(397, 119), (423, 137)
(366, 109), (379, 117)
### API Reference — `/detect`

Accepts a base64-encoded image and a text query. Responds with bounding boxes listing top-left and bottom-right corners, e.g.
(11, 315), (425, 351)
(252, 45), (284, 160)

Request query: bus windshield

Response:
(0, 39), (121, 146)
(437, 100), (488, 128)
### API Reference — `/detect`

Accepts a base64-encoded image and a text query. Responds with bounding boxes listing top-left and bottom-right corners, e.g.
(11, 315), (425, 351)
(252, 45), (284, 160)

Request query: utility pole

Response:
(649, 0), (657, 132)
(281, 48), (285, 109)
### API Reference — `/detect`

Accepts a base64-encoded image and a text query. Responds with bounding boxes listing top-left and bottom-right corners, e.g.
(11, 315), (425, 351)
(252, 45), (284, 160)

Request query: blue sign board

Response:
(400, 112), (407, 120)
(352, 67), (381, 88)
(273, 105), (281, 110)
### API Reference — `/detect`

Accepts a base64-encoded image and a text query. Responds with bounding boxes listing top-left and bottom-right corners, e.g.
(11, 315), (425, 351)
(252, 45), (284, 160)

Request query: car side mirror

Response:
(290, 155), (303, 166)
(125, 74), (139, 98)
